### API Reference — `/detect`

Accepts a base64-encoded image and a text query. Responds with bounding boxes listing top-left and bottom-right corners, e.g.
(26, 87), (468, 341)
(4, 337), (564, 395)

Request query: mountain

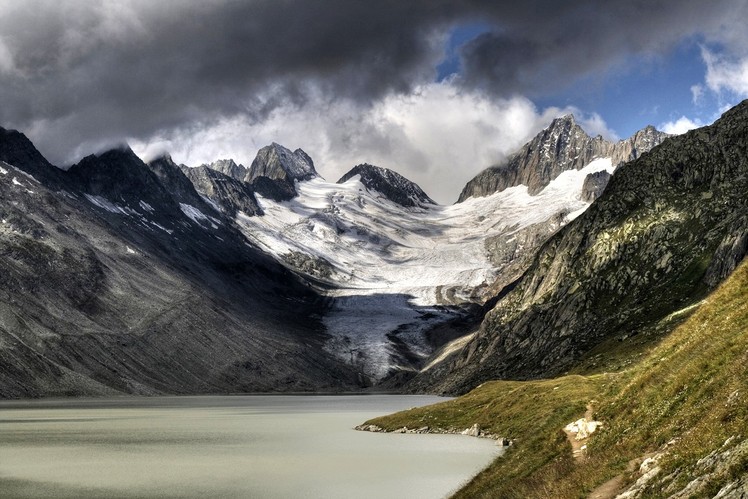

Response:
(580, 170), (612, 202)
(246, 143), (317, 183)
(413, 100), (748, 394)
(457, 115), (669, 201)
(0, 112), (697, 397)
(0, 132), (358, 397)
(233, 150), (639, 381)
(149, 154), (217, 212)
(337, 163), (436, 207)
(178, 163), (263, 217)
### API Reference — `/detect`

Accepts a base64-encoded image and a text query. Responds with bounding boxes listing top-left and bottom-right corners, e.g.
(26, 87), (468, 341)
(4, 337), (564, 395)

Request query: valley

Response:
(1, 99), (747, 498)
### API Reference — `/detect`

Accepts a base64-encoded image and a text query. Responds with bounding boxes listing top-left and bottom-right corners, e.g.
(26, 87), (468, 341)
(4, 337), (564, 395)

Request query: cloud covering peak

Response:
(1, 1), (747, 202)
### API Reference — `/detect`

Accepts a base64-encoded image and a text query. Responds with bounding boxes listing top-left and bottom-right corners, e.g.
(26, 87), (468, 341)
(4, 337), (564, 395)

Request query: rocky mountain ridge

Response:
(0, 130), (358, 397)
(457, 115), (669, 201)
(415, 100), (748, 394)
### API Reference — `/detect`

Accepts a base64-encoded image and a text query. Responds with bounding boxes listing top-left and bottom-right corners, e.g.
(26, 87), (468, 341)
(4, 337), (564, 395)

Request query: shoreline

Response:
(355, 422), (513, 447)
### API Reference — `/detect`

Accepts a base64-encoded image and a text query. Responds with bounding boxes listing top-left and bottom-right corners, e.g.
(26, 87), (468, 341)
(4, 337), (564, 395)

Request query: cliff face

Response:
(207, 159), (247, 181)
(457, 117), (668, 201)
(179, 163), (263, 217)
(246, 143), (317, 184)
(421, 100), (748, 394)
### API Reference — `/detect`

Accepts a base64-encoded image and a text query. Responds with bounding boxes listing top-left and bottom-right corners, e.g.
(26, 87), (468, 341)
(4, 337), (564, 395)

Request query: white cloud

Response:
(574, 112), (620, 141)
(690, 84), (704, 104)
(135, 83), (600, 204)
(659, 116), (704, 135)
(133, 82), (621, 204)
(701, 47), (748, 96)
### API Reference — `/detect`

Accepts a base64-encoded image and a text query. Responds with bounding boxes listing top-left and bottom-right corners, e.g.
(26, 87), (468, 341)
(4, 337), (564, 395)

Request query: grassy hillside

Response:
(364, 259), (748, 497)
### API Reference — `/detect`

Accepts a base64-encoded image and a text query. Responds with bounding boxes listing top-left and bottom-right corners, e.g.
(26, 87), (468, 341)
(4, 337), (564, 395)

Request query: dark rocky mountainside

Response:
(458, 115), (669, 201)
(242, 143), (317, 200)
(178, 162), (263, 217)
(415, 100), (748, 394)
(189, 143), (315, 203)
(0, 131), (357, 397)
(337, 163), (436, 208)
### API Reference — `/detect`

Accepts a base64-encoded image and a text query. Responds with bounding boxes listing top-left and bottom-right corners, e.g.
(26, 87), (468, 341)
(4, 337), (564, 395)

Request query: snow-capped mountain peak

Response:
(457, 119), (669, 201)
(337, 163), (436, 208)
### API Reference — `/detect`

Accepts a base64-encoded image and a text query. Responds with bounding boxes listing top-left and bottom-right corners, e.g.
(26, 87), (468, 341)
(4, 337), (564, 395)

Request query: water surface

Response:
(0, 395), (500, 498)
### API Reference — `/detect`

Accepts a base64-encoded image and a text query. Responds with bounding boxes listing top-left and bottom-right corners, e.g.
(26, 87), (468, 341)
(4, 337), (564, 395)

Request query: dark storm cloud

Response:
(0, 1), (459, 162)
(458, 0), (746, 97)
(0, 0), (743, 164)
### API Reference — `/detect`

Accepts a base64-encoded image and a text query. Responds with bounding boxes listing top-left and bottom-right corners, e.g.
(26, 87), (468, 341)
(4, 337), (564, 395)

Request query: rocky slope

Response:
(0, 130), (358, 397)
(206, 158), (247, 180)
(177, 161), (263, 217)
(458, 115), (668, 200)
(580, 170), (612, 202)
(336, 163), (436, 207)
(415, 100), (748, 394)
(362, 256), (748, 498)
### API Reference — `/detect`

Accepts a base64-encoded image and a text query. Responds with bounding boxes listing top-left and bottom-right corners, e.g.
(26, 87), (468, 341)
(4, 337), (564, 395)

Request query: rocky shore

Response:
(354, 422), (513, 447)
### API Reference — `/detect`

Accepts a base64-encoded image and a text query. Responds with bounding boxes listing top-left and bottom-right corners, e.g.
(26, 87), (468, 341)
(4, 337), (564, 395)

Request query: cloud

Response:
(456, 1), (741, 97)
(132, 82), (619, 204)
(575, 113), (620, 141)
(659, 116), (705, 135)
(702, 47), (748, 97)
(0, 0), (746, 205)
(690, 84), (704, 104)
(0, 1), (454, 163)
(0, 1), (744, 165)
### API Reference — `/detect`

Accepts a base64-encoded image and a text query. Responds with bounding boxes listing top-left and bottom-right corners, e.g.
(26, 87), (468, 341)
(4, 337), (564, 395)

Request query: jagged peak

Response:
(211, 158), (240, 168)
(0, 125), (53, 167)
(248, 142), (318, 183)
(338, 162), (435, 208)
(552, 113), (576, 124)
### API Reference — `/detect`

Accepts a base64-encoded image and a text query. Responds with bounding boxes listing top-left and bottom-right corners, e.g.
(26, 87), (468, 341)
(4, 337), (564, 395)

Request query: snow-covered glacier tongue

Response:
(232, 159), (618, 382)
(211, 121), (668, 384)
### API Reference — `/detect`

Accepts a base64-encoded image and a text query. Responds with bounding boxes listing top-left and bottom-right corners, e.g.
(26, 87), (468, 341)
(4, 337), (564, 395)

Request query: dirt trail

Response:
(587, 453), (653, 498)
(588, 475), (624, 499)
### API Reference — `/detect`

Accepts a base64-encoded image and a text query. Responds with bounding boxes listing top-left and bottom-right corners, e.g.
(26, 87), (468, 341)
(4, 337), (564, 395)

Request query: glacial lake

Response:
(0, 395), (500, 498)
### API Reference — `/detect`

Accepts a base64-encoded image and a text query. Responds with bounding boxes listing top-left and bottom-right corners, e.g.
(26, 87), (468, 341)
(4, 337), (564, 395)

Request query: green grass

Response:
(365, 259), (748, 498)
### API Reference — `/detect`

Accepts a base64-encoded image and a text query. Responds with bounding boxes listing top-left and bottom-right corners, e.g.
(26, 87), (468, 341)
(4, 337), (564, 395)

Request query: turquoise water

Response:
(0, 395), (500, 498)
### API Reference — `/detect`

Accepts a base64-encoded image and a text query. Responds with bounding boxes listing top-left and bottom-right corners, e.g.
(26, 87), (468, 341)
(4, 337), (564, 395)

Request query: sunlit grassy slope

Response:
(364, 259), (748, 498)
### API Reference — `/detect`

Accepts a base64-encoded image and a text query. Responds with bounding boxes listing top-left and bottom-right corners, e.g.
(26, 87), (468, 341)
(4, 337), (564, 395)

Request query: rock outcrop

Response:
(149, 154), (220, 214)
(337, 163), (435, 208)
(581, 170), (612, 202)
(207, 158), (247, 181)
(457, 116), (668, 201)
(179, 164), (263, 217)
